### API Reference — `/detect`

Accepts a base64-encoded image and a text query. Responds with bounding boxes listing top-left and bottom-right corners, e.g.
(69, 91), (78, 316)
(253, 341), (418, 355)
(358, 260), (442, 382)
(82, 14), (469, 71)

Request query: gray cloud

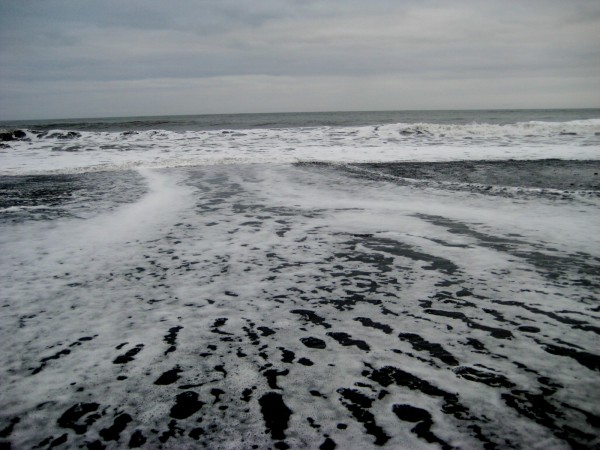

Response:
(1, 0), (599, 119)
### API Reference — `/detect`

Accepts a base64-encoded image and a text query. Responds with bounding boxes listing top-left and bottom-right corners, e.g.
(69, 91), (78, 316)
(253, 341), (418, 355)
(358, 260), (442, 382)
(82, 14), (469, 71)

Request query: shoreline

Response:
(1, 161), (598, 449)
(299, 159), (600, 192)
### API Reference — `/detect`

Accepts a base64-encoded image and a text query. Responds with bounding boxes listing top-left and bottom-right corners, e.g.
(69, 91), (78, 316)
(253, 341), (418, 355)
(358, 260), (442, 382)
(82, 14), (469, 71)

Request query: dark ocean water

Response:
(2, 108), (600, 132)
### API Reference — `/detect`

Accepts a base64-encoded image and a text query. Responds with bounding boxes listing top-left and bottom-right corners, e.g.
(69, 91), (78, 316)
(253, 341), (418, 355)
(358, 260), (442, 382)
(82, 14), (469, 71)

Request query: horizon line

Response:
(1, 107), (600, 123)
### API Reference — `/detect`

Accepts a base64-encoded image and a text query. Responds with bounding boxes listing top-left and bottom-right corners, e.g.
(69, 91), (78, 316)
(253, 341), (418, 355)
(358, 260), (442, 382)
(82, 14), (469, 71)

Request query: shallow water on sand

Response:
(1, 162), (598, 449)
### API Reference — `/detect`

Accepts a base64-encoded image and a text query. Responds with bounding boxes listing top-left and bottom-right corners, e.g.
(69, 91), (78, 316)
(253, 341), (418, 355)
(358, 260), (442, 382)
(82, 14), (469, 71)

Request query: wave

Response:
(1, 119), (599, 175)
(390, 118), (600, 138)
(2, 118), (599, 142)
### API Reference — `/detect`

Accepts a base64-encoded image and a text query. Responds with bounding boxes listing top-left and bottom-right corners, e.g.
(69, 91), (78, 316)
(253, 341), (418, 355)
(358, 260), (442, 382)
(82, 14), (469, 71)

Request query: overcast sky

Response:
(1, 0), (599, 120)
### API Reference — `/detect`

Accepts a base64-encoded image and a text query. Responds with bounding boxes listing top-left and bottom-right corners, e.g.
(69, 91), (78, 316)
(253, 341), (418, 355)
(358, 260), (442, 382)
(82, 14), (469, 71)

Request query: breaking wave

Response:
(1, 119), (599, 175)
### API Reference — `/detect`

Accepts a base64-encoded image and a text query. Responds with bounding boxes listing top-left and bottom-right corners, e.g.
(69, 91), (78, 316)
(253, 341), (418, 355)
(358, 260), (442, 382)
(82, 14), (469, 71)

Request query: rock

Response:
(0, 130), (27, 141)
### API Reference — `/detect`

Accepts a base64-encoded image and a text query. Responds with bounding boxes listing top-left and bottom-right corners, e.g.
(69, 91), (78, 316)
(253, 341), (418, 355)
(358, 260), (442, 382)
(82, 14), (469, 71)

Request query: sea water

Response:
(1, 109), (600, 176)
(0, 110), (599, 449)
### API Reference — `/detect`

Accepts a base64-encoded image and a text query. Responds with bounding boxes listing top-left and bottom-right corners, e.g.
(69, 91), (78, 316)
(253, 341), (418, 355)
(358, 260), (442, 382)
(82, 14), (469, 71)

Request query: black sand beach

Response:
(1, 160), (599, 449)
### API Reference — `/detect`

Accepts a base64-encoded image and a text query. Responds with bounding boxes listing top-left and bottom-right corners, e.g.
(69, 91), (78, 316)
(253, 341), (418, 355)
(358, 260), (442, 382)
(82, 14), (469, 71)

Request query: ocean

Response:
(1, 110), (599, 449)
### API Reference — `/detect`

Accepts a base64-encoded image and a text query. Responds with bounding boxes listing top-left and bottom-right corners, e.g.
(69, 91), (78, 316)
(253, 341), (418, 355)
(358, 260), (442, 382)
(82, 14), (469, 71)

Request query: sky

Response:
(1, 0), (599, 120)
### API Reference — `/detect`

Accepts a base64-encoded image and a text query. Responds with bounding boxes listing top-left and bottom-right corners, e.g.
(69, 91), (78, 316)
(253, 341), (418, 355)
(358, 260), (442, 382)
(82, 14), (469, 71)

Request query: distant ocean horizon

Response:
(2, 108), (600, 132)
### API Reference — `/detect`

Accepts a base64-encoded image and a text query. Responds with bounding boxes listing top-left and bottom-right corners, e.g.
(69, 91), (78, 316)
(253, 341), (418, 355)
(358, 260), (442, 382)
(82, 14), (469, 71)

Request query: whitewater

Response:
(1, 117), (600, 175)
(0, 111), (599, 449)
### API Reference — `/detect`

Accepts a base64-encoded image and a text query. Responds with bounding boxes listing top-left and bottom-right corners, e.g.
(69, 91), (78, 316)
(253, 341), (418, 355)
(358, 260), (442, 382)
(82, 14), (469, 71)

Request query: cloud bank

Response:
(1, 0), (599, 119)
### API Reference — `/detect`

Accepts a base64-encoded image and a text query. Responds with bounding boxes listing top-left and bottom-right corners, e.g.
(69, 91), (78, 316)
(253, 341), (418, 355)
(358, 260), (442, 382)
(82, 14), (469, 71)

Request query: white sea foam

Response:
(1, 119), (599, 175)
(0, 205), (53, 213)
(1, 114), (599, 448)
(1, 164), (598, 448)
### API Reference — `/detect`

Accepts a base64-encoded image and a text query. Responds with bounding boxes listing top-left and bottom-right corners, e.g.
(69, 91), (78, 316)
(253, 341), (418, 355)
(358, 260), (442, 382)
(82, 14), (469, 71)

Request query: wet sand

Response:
(0, 161), (599, 449)
(352, 159), (600, 191)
